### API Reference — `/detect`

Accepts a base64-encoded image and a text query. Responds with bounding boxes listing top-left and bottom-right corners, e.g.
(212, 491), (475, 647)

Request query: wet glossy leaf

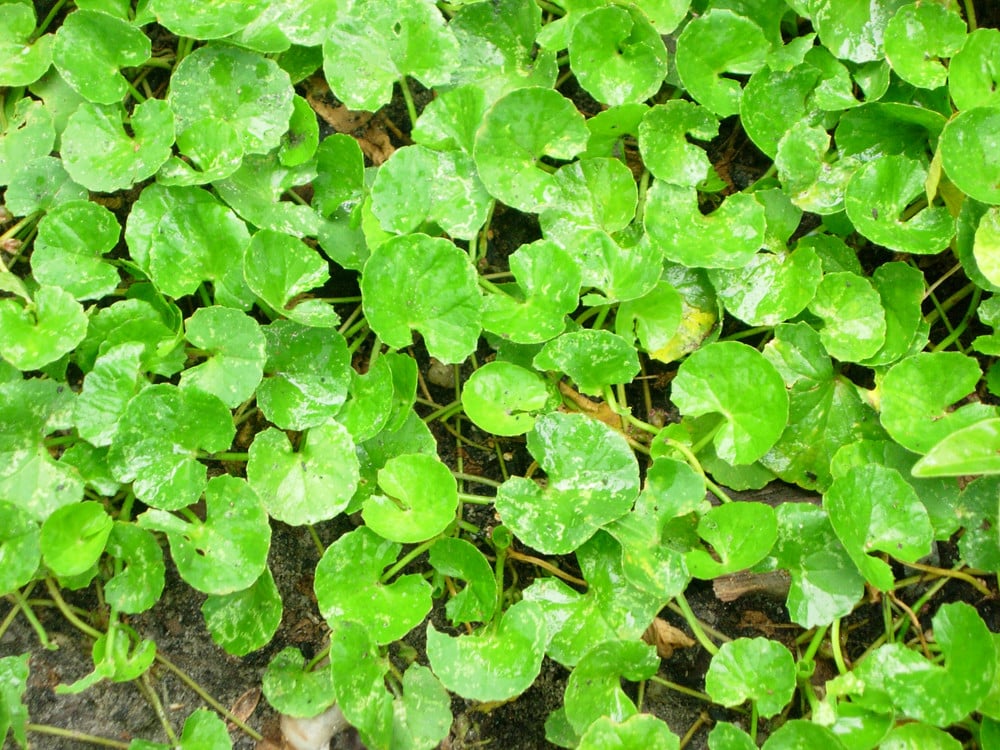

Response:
(0, 100), (54, 186)
(862, 262), (927, 367)
(314, 526), (432, 644)
(880, 352), (996, 454)
(645, 183), (766, 269)
(0, 5), (53, 87)
(741, 65), (821, 159)
(807, 272), (886, 362)
(104, 523), (164, 614)
(675, 9), (771, 116)
(686, 502), (777, 579)
(108, 384), (235, 510)
(473, 87), (590, 213)
(912, 418), (1000, 478)
(326, 621), (393, 747)
(312, 133), (365, 218)
(462, 361), (559, 437)
(31, 200), (120, 301)
(707, 638), (795, 717)
(570, 231), (662, 306)
(363, 454), (457, 543)
(0, 284), (88, 371)
(884, 2), (966, 90)
(157, 118), (244, 186)
(168, 44), (293, 155)
(137, 475), (270, 595)
(257, 320), (351, 431)
(949, 28), (1000, 111)
(534, 329), (639, 396)
(673, 342), (788, 465)
(762, 720), (847, 750)
(244, 229), (336, 328)
(638, 101), (719, 187)
(540, 158), (637, 246)
(811, 0), (909, 63)
(53, 9), (149, 104)
(428, 537), (497, 625)
(569, 6), (668, 106)
(248, 422), (359, 526)
(180, 307), (265, 407)
(940, 107), (1000, 206)
(496, 412), (640, 555)
(0, 501), (39, 596)
(362, 234), (481, 364)
(616, 281), (684, 355)
(776, 125), (857, 215)
(40, 500), (112, 578)
(391, 665), (452, 750)
(844, 155), (954, 254)
(564, 640), (659, 735)
(412, 84), (488, 154)
(61, 100), (174, 192)
(578, 714), (679, 749)
(773, 503), (864, 628)
(213, 152), (320, 238)
(201, 568), (281, 656)
(148, 0), (266, 38)
(709, 245), (822, 326)
(322, 0), (458, 111)
(426, 599), (547, 702)
(824, 464), (933, 590)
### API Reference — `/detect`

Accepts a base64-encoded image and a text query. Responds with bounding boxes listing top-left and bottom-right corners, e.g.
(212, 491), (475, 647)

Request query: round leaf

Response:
(974, 207), (1000, 287)
(568, 6), (668, 106)
(473, 87), (590, 213)
(564, 640), (659, 734)
(462, 361), (558, 436)
(263, 647), (336, 718)
(248, 422), (360, 526)
(672, 342), (788, 465)
(149, 0), (268, 40)
(201, 568), (282, 656)
(540, 158), (638, 245)
(686, 502), (778, 579)
(940, 107), (1000, 206)
(32, 200), (121, 301)
(362, 454), (458, 543)
(0, 100), (55, 187)
(104, 523), (164, 614)
(579, 715), (680, 750)
(5, 156), (87, 217)
(705, 638), (796, 718)
(883, 2), (966, 90)
(244, 229), (336, 328)
(495, 412), (640, 555)
(181, 307), (265, 408)
(108, 384), (235, 510)
(314, 526), (432, 644)
(811, 0), (910, 63)
(533, 329), (640, 396)
(638, 101), (719, 187)
(949, 28), (1000, 111)
(0, 285), (88, 371)
(913, 418), (1000, 478)
(807, 272), (887, 362)
(40, 501), (112, 578)
(0, 5), (53, 87)
(361, 234), (482, 364)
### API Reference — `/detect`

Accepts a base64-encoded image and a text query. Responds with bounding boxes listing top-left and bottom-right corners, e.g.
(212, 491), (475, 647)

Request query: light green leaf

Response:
(940, 107), (1000, 206)
(0, 654), (29, 749)
(861, 262), (927, 366)
(616, 281), (684, 355)
(0, 5), (53, 87)
(52, 9), (150, 104)
(5, 157), (86, 217)
(32, 200), (120, 301)
(157, 117), (244, 186)
(912, 419), (1000, 478)
(579, 714), (680, 750)
(708, 722), (757, 750)
(540, 158), (638, 247)
(949, 28), (1000, 111)
(462, 361), (558, 437)
(363, 454), (458, 543)
(40, 501), (112, 578)
(428, 537), (497, 626)
(705, 638), (796, 718)
(880, 723), (962, 750)
(638, 101), (719, 187)
(807, 272), (887, 362)
(148, 0), (267, 40)
(248, 421), (359, 525)
(74, 342), (144, 447)
(77, 296), (185, 378)
(776, 125), (857, 215)
(180, 307), (265, 407)
(686, 502), (777, 579)
(61, 100), (174, 192)
(314, 526), (432, 644)
(0, 99), (54, 186)
(262, 647), (336, 719)
(0, 502), (40, 596)
(762, 720), (847, 750)
(104, 523), (164, 614)
(279, 94), (319, 167)
(327, 621), (392, 747)
(564, 640), (659, 735)
(412, 84), (488, 155)
(0, 284), (88, 371)
(533, 329), (640, 396)
(473, 87), (590, 213)
(201, 568), (282, 656)
(108, 384), (235, 510)
(495, 412), (639, 555)
(672, 341), (788, 465)
(361, 234), (482, 364)
(741, 65), (821, 159)
(953, 477), (1000, 571)
(883, 2), (966, 90)
(244, 229), (337, 328)
(391, 665), (452, 750)
(974, 207), (1000, 287)
(137, 475), (270, 595)
(811, 0), (910, 63)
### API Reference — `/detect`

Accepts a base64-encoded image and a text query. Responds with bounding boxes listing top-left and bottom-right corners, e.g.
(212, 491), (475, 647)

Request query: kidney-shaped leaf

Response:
(884, 2), (966, 90)
(362, 454), (458, 543)
(53, 9), (150, 104)
(263, 647), (336, 719)
(103, 523), (164, 615)
(462, 361), (559, 437)
(0, 285), (88, 371)
(686, 502), (778, 579)
(32, 200), (120, 301)
(638, 101), (719, 187)
(913, 418), (1000, 478)
(40, 501), (112, 579)
(672, 342), (788, 465)
(808, 272), (887, 363)
(201, 568), (282, 656)
(428, 537), (498, 626)
(564, 640), (659, 735)
(180, 307), (265, 407)
(244, 229), (336, 328)
(706, 638), (796, 718)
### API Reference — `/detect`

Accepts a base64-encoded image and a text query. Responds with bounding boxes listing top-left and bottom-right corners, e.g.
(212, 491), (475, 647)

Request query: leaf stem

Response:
(507, 549), (586, 587)
(457, 491), (494, 505)
(800, 625), (827, 664)
(830, 618), (849, 674)
(904, 559), (992, 597)
(5, 586), (56, 650)
(34, 0), (70, 37)
(963, 0), (978, 30)
(452, 472), (502, 488)
(25, 724), (130, 749)
(399, 75), (419, 131)
(672, 593), (720, 656)
(930, 285), (981, 353)
(45, 577), (103, 640)
(380, 538), (438, 583)
(137, 671), (178, 745)
(206, 451), (250, 462)
(647, 675), (712, 703)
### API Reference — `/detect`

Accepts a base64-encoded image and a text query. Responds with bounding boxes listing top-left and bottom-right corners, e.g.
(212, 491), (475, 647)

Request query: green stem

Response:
(422, 400), (464, 424)
(800, 625), (828, 664)
(831, 618), (848, 674)
(6, 587), (56, 650)
(458, 492), (494, 505)
(399, 75), (419, 131)
(137, 672), (178, 745)
(749, 701), (759, 741)
(452, 472), (501, 488)
(673, 592), (720, 656)
(930, 285), (981, 353)
(45, 578), (102, 640)
(380, 538), (439, 583)
(307, 525), (324, 557)
(25, 724), (130, 749)
(34, 0), (70, 36)
(963, 0), (977, 30)
(647, 675), (713, 703)
(924, 281), (976, 327)
(205, 451), (250, 462)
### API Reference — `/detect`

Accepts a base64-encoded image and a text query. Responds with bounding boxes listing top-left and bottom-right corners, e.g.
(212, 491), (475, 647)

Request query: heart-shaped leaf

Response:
(0, 284), (88, 371)
(706, 638), (796, 718)
(31, 200), (120, 301)
(244, 229), (337, 328)
(564, 640), (659, 735)
(180, 307), (265, 408)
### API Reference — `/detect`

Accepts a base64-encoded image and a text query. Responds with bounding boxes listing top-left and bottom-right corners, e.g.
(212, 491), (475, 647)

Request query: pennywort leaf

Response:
(705, 638), (796, 718)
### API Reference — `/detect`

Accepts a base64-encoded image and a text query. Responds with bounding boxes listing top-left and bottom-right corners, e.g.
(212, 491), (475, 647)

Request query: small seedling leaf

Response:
(362, 453), (458, 543)
(686, 502), (778, 579)
(262, 647), (336, 718)
(462, 361), (559, 437)
(40, 500), (112, 579)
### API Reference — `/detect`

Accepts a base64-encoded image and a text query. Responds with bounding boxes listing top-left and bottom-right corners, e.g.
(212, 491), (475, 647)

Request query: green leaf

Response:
(741, 65), (821, 159)
(263, 647), (336, 718)
(0, 5), (53, 87)
(638, 101), (719, 187)
(327, 620), (392, 747)
(949, 29), (1000, 111)
(412, 84), (488, 155)
(686, 502), (777, 579)
(645, 183), (766, 269)
(312, 133), (365, 217)
(426, 598), (548, 702)
(257, 320), (351, 431)
(883, 2), (966, 90)
(534, 329), (640, 396)
(824, 464), (933, 591)
(773, 503), (864, 628)
(52, 9), (150, 104)
(0, 284), (88, 371)
(180, 307), (265, 407)
(108, 384), (235, 510)
(807, 272), (887, 362)
(836, 102), (946, 161)
(244, 229), (337, 327)
(524, 533), (664, 667)
(568, 6), (668, 106)
(0, 654), (29, 749)
(675, 9), (771, 116)
(361, 234), (482, 364)
(148, 0), (266, 38)
(972, 207), (1000, 288)
(5, 156), (86, 217)
(762, 720), (847, 750)
(391, 665), (453, 750)
(708, 722), (757, 750)
(362, 454), (458, 543)
(672, 342), (788, 465)
(616, 281), (684, 355)
(940, 107), (1000, 206)
(852, 602), (995, 726)
(248, 422), (359, 526)
(844, 155), (954, 254)
(880, 352), (996, 454)
(370, 145), (491, 241)
(157, 118), (244, 186)
(31, 200), (121, 300)
(40, 500), (112, 578)
(462, 361), (559, 437)
(564, 640), (659, 735)
(321, 0), (459, 111)
(279, 94), (319, 167)
(61, 100), (174, 192)
(912, 418), (1000, 478)
(568, 231), (662, 306)
(77, 296), (185, 378)
(0, 502), (40, 596)
(540, 158), (638, 248)
(473, 87), (590, 213)
(314, 526), (432, 644)
(168, 44), (293, 155)
(104, 523), (164, 614)
(137, 475), (270, 595)
(0, 99), (55, 186)
(429, 537), (497, 626)
(708, 245), (822, 327)
(775, 125), (858, 215)
(579, 714), (680, 750)
(862, 262), (927, 366)
(201, 568), (282, 656)
(705, 638), (796, 718)
(880, 723), (962, 750)
(811, 0), (910, 63)
(124, 184), (252, 304)
(175, 710), (232, 750)
(953, 478), (1000, 573)
(495, 412), (640, 555)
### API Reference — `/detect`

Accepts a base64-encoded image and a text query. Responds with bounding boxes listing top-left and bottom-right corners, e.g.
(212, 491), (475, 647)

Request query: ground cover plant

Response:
(2, 0), (1000, 747)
